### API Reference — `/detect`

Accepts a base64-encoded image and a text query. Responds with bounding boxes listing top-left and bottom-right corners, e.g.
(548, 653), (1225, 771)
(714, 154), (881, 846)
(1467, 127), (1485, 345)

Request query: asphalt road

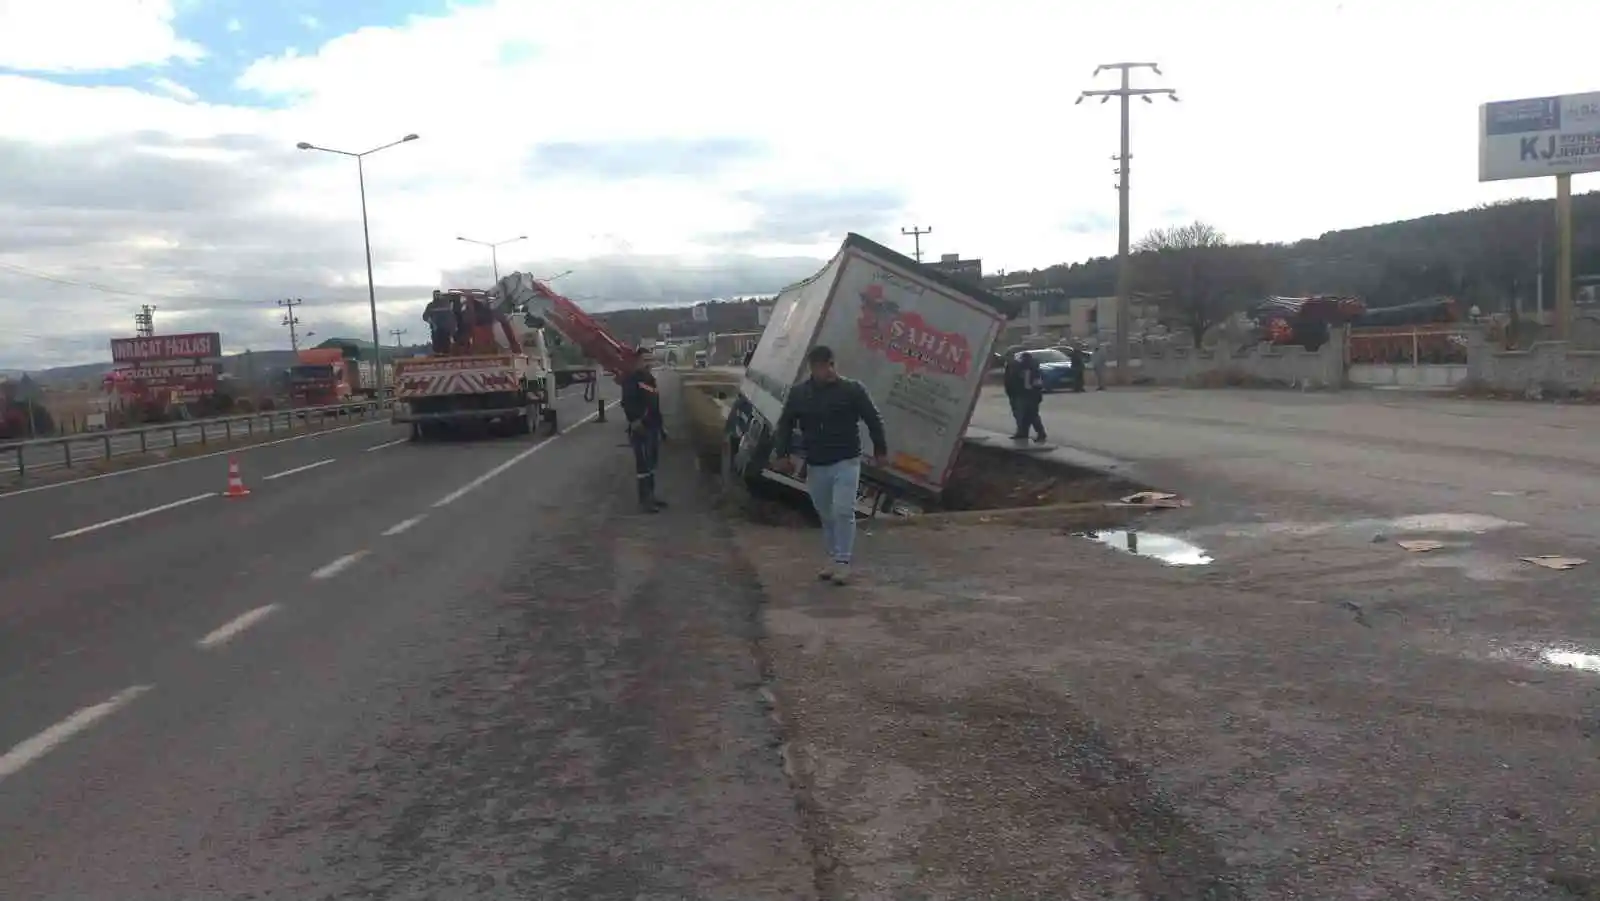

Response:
(0, 404), (380, 477)
(973, 385), (1600, 548)
(0, 378), (812, 900)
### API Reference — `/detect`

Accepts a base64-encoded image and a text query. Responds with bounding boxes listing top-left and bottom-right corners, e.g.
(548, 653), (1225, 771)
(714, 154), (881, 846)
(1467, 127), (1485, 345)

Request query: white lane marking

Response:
(0, 685), (153, 782)
(262, 458), (336, 481)
(197, 604), (281, 650)
(431, 402), (618, 509)
(311, 550), (369, 580)
(365, 437), (409, 453)
(0, 420), (388, 500)
(50, 492), (216, 540)
(382, 515), (425, 536)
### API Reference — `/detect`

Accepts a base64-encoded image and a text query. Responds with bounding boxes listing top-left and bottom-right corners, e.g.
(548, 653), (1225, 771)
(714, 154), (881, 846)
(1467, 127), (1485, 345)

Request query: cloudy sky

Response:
(0, 0), (1594, 369)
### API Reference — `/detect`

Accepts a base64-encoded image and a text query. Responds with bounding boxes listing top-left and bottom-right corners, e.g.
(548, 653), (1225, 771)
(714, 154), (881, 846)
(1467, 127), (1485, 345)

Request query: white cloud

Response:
(0, 0), (202, 72)
(226, 18), (242, 33)
(1, 0), (1599, 369)
(147, 77), (198, 103)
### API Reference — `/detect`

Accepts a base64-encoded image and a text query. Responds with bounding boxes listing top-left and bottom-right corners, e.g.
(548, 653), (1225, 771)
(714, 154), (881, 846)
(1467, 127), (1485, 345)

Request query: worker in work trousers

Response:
(620, 345), (668, 513)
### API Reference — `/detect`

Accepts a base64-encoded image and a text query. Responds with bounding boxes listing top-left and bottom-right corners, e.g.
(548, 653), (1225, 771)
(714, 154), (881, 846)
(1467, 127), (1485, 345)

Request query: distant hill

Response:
(992, 191), (1600, 311)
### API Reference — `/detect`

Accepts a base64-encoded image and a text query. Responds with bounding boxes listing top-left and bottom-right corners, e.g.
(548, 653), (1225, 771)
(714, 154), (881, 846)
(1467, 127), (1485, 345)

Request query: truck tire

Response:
(731, 418), (773, 486)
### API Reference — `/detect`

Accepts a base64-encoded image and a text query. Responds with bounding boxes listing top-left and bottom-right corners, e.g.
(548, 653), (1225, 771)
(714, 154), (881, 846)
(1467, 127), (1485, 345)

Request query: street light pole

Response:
(457, 235), (528, 284)
(295, 133), (419, 396)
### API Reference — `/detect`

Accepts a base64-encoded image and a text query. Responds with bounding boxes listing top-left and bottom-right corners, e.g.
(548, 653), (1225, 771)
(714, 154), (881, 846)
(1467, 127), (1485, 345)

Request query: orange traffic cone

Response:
(223, 457), (251, 498)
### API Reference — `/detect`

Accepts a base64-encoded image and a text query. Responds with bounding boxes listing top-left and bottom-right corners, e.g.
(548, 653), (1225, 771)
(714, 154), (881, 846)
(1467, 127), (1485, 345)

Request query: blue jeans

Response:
(805, 457), (861, 564)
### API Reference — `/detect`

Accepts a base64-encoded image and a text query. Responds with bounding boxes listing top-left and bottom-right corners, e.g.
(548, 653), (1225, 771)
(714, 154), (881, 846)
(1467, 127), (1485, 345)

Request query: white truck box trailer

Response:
(727, 232), (1017, 510)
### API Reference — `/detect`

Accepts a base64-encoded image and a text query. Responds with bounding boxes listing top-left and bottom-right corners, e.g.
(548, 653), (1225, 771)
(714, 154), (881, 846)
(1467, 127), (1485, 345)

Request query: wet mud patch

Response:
(941, 440), (1144, 512)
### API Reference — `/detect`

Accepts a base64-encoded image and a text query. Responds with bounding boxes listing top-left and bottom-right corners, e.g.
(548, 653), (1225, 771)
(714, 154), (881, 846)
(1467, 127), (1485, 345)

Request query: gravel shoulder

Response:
(736, 517), (1600, 900)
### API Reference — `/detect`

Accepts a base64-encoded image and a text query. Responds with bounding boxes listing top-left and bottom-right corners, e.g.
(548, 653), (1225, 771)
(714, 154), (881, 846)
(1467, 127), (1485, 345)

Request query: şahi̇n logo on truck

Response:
(855, 280), (971, 377)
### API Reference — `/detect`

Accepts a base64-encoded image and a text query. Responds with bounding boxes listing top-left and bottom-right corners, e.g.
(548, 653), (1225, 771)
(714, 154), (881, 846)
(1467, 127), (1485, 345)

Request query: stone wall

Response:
(1464, 331), (1600, 395)
(1131, 329), (1346, 389)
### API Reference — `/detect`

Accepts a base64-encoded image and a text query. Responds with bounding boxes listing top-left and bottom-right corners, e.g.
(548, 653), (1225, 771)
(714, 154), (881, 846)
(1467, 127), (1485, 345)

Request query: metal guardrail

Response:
(0, 399), (390, 483)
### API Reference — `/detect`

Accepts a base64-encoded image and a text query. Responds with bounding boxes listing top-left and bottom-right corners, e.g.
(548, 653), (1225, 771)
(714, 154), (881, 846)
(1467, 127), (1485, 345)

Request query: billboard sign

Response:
(691, 303), (709, 323)
(657, 322), (672, 338)
(110, 332), (221, 363)
(1479, 91), (1600, 181)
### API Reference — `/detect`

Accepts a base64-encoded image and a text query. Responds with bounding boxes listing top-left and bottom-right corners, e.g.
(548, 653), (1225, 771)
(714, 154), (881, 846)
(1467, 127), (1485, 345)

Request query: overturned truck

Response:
(727, 233), (1017, 515)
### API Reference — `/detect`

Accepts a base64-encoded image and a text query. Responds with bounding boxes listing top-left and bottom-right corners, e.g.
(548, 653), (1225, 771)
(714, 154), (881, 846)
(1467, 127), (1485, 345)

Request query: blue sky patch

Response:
(1, 0), (489, 106)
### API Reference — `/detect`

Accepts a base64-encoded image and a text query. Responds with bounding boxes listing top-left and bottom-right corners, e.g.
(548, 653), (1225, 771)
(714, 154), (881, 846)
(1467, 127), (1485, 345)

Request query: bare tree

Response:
(1133, 221), (1276, 346)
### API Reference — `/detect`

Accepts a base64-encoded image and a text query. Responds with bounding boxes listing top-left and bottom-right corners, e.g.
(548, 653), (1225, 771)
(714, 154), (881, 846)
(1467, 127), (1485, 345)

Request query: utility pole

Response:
(277, 298), (304, 351)
(134, 305), (157, 337)
(1078, 62), (1179, 384)
(389, 327), (408, 349)
(901, 225), (932, 262)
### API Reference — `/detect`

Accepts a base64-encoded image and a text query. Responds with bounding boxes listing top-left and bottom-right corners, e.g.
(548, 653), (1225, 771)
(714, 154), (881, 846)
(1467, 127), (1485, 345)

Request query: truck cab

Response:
(288, 349), (353, 407)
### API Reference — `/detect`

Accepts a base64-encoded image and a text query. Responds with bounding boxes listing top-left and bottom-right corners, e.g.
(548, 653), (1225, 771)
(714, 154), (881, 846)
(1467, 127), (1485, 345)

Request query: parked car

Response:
(1013, 348), (1077, 392)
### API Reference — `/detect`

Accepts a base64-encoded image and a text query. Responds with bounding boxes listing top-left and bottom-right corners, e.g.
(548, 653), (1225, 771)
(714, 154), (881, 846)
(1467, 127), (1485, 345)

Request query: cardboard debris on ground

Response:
(1519, 555), (1587, 571)
(1397, 539), (1447, 552)
(1107, 490), (1191, 509)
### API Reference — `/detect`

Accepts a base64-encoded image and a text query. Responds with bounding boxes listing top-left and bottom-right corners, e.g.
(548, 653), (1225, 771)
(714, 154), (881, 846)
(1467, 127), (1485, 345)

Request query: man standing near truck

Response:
(620, 345), (667, 513)
(772, 346), (888, 585)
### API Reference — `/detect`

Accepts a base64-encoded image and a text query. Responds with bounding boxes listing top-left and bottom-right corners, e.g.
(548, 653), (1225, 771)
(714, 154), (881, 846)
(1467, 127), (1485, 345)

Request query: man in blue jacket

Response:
(771, 345), (888, 585)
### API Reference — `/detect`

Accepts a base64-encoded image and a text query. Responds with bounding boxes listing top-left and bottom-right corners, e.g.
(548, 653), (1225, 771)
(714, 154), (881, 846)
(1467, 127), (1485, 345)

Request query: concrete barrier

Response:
(1133, 330), (1346, 389)
(1464, 331), (1600, 396)
(1348, 363), (1468, 389)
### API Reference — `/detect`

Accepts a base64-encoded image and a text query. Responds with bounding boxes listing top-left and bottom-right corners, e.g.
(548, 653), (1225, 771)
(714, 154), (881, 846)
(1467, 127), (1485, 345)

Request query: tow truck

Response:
(490, 272), (642, 396)
(392, 288), (560, 440)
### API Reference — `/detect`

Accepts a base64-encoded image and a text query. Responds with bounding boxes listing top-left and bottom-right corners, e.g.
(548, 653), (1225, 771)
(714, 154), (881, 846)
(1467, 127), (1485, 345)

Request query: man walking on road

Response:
(620, 345), (668, 513)
(1015, 351), (1047, 443)
(772, 346), (888, 585)
(1002, 352), (1028, 438)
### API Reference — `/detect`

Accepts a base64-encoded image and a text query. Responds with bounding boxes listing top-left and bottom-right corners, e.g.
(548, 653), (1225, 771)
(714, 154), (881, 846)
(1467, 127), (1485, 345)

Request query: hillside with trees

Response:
(991, 191), (1600, 323)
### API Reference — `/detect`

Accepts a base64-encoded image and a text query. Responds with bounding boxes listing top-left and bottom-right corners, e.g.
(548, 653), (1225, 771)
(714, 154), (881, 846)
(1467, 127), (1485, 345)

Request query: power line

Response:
(277, 298), (304, 351)
(388, 327), (408, 348)
(1077, 62), (1179, 384)
(900, 225), (932, 262)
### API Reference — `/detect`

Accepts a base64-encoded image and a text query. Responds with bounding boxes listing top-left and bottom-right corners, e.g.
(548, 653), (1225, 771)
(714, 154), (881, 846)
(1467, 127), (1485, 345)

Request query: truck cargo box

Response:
(728, 233), (1016, 506)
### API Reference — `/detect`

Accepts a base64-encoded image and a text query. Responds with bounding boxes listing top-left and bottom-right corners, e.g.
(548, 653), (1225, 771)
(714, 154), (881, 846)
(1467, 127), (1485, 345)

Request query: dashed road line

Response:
(50, 493), (216, 540)
(365, 437), (409, 453)
(262, 458), (337, 481)
(311, 551), (369, 580)
(196, 604), (281, 650)
(431, 402), (618, 508)
(0, 685), (153, 782)
(382, 515), (425, 536)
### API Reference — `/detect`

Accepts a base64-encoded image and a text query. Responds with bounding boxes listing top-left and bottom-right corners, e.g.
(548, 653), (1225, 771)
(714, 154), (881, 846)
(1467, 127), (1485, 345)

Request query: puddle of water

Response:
(1386, 513), (1526, 534)
(1490, 644), (1600, 675)
(1085, 530), (1214, 566)
(1543, 648), (1600, 673)
(1410, 552), (1532, 583)
(1214, 512), (1526, 541)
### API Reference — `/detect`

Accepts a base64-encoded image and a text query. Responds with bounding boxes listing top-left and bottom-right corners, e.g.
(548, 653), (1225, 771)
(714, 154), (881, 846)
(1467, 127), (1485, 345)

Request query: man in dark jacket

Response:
(620, 345), (667, 513)
(1002, 352), (1027, 439)
(771, 345), (887, 585)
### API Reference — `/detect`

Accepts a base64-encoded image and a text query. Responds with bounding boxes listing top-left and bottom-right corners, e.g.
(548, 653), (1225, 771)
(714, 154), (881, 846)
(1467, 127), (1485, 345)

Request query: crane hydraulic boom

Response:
(492, 272), (638, 378)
